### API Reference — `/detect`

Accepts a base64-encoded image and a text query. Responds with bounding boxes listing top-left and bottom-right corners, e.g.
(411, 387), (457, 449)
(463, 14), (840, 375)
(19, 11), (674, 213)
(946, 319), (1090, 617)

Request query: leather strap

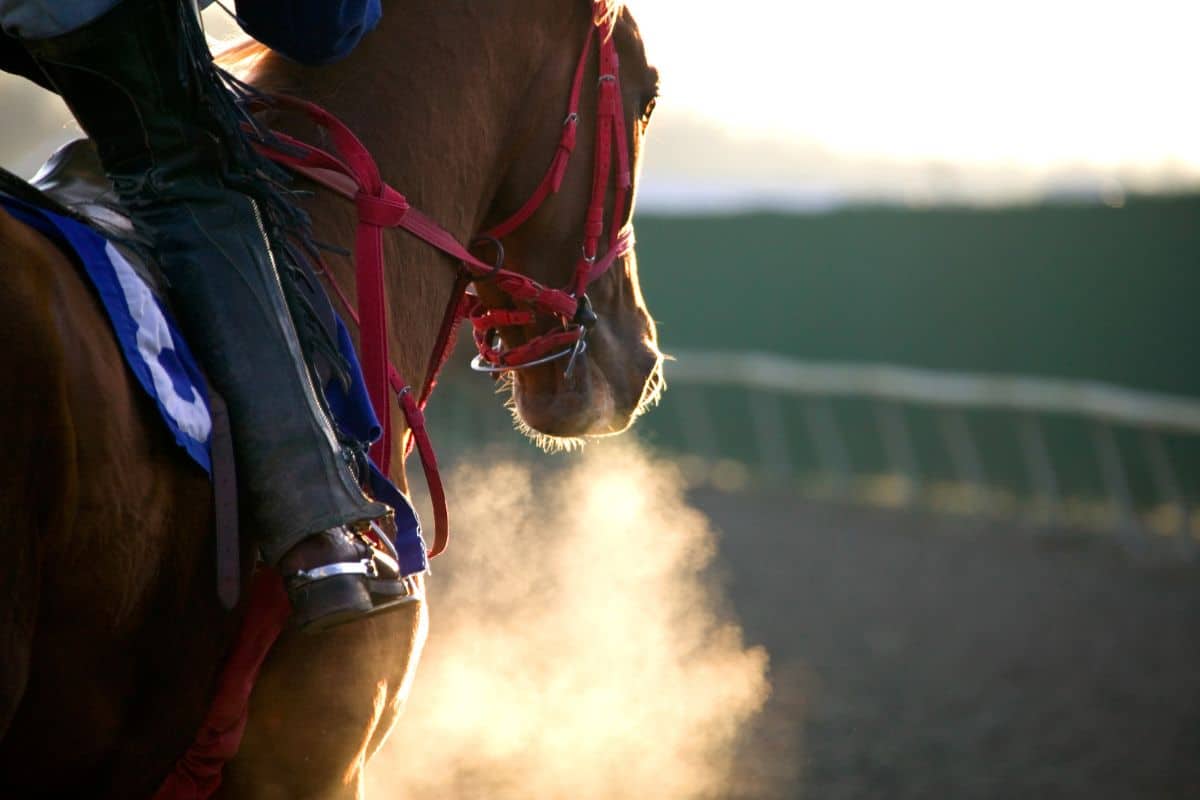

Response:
(209, 389), (241, 611)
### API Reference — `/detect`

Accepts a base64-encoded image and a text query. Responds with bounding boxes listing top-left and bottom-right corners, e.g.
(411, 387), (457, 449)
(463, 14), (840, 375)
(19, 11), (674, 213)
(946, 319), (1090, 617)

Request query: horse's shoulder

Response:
(0, 204), (63, 268)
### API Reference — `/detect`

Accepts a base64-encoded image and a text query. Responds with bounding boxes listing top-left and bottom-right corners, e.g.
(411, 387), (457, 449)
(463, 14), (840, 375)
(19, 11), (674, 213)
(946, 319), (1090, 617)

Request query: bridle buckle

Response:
(469, 235), (505, 280)
(572, 293), (597, 330)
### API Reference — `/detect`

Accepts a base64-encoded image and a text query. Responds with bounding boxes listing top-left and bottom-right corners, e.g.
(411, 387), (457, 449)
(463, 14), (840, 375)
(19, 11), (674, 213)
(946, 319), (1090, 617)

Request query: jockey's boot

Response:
(22, 0), (418, 631)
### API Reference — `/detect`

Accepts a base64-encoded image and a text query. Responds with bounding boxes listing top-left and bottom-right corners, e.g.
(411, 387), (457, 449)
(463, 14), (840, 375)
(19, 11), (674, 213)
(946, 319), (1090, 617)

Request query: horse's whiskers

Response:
(499, 372), (588, 454)
(499, 349), (667, 453)
(629, 353), (668, 424)
(511, 408), (589, 454)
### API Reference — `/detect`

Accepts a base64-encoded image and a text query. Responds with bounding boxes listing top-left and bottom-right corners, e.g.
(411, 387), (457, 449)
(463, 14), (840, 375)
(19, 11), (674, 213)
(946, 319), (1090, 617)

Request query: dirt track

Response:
(693, 490), (1200, 799)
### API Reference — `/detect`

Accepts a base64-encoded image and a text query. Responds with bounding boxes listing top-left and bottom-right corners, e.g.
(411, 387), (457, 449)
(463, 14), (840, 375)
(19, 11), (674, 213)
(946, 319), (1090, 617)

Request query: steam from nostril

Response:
(368, 441), (772, 799)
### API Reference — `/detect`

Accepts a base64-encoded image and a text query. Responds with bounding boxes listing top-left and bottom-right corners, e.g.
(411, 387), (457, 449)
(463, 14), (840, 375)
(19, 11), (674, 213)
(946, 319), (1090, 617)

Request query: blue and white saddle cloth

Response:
(0, 188), (428, 577)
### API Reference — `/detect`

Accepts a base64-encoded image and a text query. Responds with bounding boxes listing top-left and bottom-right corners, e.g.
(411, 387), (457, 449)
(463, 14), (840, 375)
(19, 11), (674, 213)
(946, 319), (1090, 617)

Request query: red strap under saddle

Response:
(152, 570), (291, 800)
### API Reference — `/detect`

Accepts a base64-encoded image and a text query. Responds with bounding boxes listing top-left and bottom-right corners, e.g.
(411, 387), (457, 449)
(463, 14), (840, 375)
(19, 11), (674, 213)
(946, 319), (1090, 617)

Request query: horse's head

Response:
(473, 1), (663, 447)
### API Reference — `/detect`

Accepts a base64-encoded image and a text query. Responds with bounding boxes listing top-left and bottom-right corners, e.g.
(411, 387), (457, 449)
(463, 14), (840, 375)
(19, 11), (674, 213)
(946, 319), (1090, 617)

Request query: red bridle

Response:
(470, 18), (634, 373)
(254, 8), (635, 558)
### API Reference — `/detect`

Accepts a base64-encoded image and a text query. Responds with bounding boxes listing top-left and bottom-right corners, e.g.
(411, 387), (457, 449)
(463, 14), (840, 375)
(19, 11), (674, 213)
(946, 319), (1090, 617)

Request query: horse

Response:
(0, 0), (663, 796)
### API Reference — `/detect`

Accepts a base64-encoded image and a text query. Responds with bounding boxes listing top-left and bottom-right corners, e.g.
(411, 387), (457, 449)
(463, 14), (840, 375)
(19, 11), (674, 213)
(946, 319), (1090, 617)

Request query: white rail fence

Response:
(664, 350), (1199, 558)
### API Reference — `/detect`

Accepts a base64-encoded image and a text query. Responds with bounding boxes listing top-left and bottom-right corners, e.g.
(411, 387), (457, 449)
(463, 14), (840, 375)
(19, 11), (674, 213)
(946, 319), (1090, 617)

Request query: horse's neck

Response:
(247, 1), (568, 479)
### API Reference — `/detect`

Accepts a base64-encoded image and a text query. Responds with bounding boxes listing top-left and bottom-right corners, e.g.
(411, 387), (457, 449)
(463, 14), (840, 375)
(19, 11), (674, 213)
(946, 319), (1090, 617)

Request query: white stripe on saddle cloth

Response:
(106, 240), (213, 445)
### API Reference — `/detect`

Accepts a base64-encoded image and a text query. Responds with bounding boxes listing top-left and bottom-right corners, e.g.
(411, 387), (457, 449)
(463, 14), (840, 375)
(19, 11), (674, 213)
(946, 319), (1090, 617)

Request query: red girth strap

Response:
(152, 570), (291, 800)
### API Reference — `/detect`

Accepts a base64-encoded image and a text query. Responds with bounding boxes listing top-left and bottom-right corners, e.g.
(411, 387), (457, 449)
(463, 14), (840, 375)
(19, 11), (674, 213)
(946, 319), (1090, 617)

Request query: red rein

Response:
(254, 15), (633, 559)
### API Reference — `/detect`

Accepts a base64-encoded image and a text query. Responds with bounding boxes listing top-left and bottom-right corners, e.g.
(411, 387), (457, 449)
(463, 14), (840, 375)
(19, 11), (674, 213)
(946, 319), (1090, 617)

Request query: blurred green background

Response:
(624, 197), (1200, 519)
(430, 196), (1200, 525)
(635, 198), (1198, 394)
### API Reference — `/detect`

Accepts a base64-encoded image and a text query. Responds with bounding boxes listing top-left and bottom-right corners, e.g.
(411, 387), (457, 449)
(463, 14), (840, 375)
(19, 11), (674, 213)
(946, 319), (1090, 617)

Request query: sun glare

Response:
(2, 2), (1197, 200)
(633, 0), (1200, 168)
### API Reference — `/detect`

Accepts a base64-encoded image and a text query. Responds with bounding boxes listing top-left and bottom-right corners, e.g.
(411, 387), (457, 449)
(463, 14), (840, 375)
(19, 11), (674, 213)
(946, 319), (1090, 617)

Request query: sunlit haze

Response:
(636, 0), (1200, 166)
(631, 0), (1200, 207)
(2, 1), (1198, 207)
(368, 443), (775, 799)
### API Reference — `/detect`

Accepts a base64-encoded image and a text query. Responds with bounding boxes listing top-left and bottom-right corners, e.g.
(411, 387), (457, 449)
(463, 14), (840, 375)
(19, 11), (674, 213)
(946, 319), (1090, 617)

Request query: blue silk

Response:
(0, 0), (380, 64)
(234, 0), (381, 65)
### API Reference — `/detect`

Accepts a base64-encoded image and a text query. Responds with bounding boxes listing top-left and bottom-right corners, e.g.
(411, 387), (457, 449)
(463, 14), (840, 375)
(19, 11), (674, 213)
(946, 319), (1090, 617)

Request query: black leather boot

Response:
(22, 0), (416, 630)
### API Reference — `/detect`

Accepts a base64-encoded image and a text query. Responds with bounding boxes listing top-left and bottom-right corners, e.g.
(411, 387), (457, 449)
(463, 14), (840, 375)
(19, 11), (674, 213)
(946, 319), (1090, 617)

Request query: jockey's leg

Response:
(13, 0), (417, 631)
(0, 30), (50, 90)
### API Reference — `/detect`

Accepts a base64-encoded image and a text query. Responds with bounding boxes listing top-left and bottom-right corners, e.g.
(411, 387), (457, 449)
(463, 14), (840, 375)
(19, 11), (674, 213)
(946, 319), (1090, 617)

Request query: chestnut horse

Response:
(0, 1), (662, 797)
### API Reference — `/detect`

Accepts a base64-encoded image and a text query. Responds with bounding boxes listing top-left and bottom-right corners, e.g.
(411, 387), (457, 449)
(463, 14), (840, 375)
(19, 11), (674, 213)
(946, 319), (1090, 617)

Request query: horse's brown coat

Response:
(0, 206), (228, 795)
(0, 1), (659, 797)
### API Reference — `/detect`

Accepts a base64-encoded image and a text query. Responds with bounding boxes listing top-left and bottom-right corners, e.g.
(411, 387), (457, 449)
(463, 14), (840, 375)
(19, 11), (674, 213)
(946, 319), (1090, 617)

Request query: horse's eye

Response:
(640, 94), (657, 123)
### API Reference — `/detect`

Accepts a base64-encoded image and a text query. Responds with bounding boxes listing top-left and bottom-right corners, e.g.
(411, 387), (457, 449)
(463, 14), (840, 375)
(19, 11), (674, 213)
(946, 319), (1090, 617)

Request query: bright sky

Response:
(4, 2), (1199, 204)
(633, 0), (1200, 169)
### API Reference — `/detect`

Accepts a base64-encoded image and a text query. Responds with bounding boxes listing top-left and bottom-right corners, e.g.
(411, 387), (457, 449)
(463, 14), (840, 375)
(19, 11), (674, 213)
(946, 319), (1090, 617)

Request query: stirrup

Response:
(285, 538), (421, 634)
